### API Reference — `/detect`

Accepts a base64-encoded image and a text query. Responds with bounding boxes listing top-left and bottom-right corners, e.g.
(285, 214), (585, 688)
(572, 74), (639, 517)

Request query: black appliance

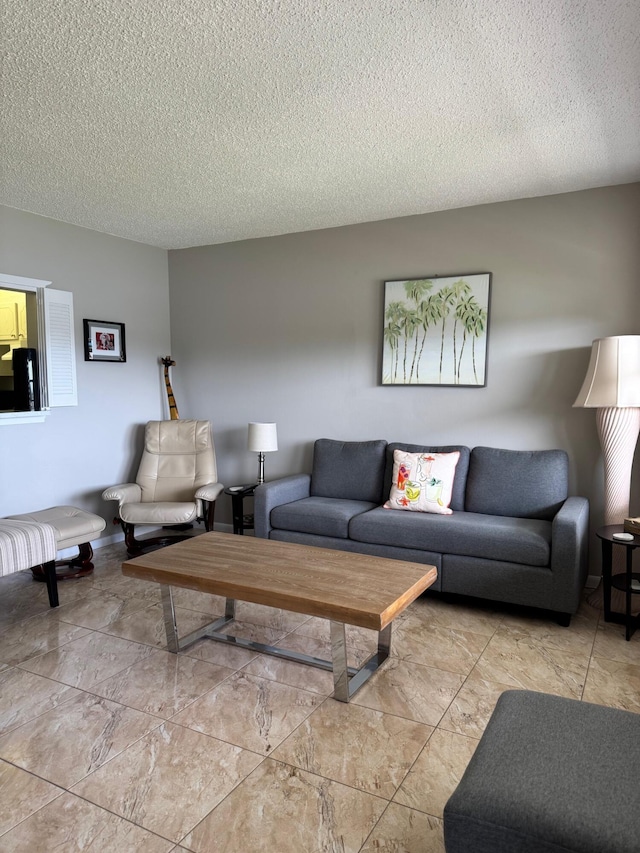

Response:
(12, 347), (41, 411)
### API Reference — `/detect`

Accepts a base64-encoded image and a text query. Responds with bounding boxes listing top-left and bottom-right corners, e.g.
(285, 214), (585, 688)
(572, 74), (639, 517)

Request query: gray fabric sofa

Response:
(443, 690), (640, 853)
(254, 439), (590, 623)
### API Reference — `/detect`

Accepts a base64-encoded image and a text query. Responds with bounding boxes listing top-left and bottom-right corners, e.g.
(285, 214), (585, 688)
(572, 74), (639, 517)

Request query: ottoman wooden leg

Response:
(43, 559), (59, 607)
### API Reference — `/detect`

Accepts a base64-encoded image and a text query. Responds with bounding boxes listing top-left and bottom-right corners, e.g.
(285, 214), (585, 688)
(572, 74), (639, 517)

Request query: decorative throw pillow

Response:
(384, 449), (460, 515)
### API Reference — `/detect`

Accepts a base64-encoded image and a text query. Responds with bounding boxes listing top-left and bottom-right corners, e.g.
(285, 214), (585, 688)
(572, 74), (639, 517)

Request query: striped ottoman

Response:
(0, 518), (58, 606)
(7, 506), (106, 580)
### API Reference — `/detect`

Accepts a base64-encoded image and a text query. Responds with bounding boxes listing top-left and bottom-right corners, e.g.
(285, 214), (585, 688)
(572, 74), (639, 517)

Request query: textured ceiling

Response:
(2, 1), (639, 249)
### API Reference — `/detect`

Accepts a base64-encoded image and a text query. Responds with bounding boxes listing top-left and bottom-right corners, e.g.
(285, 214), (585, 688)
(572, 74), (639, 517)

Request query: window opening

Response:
(0, 273), (77, 421)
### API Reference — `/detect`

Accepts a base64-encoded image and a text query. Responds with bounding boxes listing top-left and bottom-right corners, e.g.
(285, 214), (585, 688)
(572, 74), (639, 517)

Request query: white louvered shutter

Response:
(41, 288), (78, 407)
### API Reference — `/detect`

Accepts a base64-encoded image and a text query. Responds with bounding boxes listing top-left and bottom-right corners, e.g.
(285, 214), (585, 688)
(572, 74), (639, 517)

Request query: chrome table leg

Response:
(161, 584), (392, 702)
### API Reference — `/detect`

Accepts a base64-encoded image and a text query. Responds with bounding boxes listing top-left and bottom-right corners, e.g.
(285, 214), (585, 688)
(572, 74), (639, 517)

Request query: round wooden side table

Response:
(224, 484), (257, 535)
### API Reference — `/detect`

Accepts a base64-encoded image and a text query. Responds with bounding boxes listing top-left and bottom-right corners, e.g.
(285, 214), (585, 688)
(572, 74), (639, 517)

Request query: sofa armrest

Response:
(550, 496), (590, 613)
(254, 474), (311, 539)
(102, 483), (142, 510)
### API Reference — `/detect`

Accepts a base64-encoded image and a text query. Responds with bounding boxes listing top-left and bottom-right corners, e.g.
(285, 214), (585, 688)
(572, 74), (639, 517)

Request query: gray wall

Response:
(2, 185), (639, 563)
(168, 183), (640, 553)
(0, 206), (171, 530)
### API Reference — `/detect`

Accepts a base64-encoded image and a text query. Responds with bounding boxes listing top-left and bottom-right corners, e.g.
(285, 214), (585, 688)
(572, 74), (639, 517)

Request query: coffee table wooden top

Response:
(122, 532), (437, 630)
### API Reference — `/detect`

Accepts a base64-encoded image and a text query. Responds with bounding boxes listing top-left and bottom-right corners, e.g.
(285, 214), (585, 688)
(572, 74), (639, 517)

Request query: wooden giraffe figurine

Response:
(161, 356), (180, 419)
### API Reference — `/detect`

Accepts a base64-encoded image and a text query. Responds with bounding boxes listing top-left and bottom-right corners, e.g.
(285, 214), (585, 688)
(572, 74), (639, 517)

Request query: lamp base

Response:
(588, 406), (640, 613)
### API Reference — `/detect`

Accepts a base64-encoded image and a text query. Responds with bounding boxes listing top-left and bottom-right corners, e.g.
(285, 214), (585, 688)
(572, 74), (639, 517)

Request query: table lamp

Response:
(248, 422), (278, 484)
(574, 335), (640, 605)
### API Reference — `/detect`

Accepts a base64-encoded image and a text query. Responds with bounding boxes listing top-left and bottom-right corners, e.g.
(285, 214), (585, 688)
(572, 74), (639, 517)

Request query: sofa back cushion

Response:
(311, 439), (388, 503)
(465, 446), (569, 520)
(383, 443), (470, 511)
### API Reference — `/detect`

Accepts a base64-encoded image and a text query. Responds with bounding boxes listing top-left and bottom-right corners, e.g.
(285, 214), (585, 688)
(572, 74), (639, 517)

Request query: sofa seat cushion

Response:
(270, 497), (378, 539)
(349, 508), (552, 567)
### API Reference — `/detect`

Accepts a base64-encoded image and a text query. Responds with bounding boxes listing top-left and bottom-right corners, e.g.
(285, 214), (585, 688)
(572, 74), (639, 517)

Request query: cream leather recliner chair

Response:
(103, 419), (223, 556)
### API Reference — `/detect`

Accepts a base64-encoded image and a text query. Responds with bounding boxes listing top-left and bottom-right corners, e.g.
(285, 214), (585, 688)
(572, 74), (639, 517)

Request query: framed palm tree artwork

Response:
(382, 273), (491, 386)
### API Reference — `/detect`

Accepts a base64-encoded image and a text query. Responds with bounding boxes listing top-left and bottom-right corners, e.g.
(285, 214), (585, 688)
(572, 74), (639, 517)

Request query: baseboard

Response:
(585, 574), (600, 589)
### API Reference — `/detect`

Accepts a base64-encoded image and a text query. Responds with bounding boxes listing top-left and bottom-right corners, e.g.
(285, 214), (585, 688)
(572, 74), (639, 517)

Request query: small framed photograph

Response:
(83, 319), (126, 362)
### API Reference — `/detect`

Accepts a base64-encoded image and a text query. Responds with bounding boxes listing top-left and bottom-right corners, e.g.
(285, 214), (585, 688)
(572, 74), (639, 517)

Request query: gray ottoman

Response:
(443, 690), (640, 853)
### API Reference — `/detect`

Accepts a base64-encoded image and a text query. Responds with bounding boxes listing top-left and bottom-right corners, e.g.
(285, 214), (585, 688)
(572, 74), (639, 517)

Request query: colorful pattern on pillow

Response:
(384, 449), (460, 514)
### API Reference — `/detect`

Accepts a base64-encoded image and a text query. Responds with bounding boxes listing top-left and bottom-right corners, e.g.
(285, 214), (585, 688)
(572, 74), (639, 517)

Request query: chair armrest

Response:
(551, 496), (590, 613)
(102, 483), (142, 507)
(254, 474), (311, 539)
(195, 483), (224, 502)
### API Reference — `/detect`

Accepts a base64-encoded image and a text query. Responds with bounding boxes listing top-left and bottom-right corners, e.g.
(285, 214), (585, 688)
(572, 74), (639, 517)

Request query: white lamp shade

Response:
(248, 422), (278, 452)
(574, 336), (640, 408)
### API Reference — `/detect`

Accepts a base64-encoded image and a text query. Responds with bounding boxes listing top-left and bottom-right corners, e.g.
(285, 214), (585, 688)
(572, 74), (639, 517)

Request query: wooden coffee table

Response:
(122, 532), (437, 702)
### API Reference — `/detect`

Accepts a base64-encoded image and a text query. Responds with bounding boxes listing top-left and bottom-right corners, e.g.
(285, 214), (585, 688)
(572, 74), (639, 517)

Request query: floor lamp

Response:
(574, 336), (640, 609)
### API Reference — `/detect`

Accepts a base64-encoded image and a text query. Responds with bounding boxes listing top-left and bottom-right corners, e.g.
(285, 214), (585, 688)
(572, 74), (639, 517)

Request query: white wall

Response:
(0, 206), (171, 532)
(168, 184), (640, 555)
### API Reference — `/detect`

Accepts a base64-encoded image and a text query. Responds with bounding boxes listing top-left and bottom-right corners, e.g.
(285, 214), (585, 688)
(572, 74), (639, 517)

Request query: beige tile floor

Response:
(1, 542), (640, 852)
